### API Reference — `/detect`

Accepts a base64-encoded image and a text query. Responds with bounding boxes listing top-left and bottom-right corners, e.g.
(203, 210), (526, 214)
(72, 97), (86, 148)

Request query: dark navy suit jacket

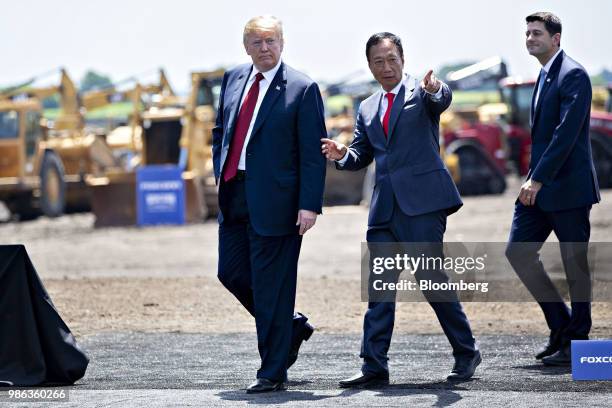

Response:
(338, 75), (462, 227)
(529, 51), (600, 211)
(212, 62), (327, 236)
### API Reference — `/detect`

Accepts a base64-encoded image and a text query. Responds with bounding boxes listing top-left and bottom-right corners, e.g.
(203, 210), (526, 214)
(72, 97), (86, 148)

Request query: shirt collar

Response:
(381, 73), (407, 96)
(541, 48), (563, 74)
(250, 59), (282, 83)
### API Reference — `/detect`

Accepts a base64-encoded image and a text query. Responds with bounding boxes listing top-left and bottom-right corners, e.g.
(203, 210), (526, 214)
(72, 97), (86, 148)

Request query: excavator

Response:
(86, 69), (224, 227)
(81, 69), (179, 169)
(0, 68), (118, 219)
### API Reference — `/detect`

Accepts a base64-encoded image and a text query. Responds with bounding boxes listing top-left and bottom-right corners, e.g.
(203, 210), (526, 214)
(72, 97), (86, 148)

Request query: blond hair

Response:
(243, 15), (283, 44)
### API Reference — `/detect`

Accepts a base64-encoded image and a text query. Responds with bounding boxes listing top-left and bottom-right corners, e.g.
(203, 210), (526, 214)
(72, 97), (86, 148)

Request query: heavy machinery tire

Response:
(487, 174), (507, 195)
(455, 145), (487, 195)
(454, 144), (506, 195)
(591, 138), (612, 189)
(39, 151), (66, 217)
(7, 192), (40, 221)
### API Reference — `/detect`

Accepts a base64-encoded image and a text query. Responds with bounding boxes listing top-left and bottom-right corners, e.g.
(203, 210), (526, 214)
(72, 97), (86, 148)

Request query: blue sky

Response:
(1, 0), (610, 92)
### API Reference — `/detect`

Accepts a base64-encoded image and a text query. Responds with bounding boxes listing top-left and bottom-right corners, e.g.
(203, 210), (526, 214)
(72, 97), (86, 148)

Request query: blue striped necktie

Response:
(534, 68), (546, 108)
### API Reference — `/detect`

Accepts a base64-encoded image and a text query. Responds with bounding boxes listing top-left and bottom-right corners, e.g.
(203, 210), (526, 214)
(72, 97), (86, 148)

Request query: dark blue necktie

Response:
(534, 68), (546, 108)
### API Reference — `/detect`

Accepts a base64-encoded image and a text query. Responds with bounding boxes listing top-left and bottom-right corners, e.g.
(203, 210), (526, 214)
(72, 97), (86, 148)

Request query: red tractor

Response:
(442, 57), (510, 195)
(441, 108), (508, 195)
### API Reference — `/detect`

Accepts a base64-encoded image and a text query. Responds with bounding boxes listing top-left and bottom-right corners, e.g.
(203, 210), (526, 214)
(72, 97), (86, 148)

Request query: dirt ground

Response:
(44, 277), (612, 338)
(2, 177), (611, 338)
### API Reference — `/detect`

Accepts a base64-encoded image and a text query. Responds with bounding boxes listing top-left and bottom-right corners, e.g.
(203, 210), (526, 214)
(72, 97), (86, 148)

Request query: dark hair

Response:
(365, 32), (404, 62)
(526, 12), (562, 37)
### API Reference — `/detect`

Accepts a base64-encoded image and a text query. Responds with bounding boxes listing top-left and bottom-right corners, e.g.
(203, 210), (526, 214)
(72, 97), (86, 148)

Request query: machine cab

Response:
(0, 99), (44, 180)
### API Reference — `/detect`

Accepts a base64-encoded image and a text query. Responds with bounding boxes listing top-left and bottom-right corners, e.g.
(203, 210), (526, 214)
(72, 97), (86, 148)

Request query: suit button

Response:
(247, 153), (252, 157)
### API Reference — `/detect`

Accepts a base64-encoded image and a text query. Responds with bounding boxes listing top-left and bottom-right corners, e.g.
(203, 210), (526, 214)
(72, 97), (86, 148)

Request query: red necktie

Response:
(382, 92), (395, 138)
(223, 72), (265, 182)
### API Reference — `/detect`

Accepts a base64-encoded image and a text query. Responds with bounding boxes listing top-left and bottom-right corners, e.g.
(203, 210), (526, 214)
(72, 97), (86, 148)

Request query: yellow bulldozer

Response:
(86, 69), (224, 227)
(0, 68), (118, 219)
(81, 69), (179, 169)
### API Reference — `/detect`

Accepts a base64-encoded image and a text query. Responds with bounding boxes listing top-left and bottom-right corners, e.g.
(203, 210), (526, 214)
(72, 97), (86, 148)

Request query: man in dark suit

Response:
(321, 32), (481, 386)
(505, 12), (600, 366)
(212, 15), (327, 393)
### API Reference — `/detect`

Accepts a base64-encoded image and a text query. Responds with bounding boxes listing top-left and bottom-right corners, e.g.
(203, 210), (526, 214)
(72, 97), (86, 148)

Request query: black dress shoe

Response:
(287, 314), (314, 369)
(339, 371), (389, 388)
(542, 344), (571, 366)
(246, 378), (286, 394)
(447, 350), (482, 381)
(535, 329), (564, 360)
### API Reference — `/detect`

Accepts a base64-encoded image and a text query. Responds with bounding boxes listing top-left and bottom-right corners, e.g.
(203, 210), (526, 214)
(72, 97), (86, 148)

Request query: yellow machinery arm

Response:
(0, 68), (81, 132)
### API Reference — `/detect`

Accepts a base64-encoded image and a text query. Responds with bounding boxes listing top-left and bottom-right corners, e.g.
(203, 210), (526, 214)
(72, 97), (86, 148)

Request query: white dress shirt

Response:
(237, 59), (282, 170)
(337, 74), (444, 165)
(534, 48), (563, 107)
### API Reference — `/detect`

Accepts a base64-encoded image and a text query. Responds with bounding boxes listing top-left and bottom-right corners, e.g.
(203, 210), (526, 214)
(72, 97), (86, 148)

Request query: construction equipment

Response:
(324, 74), (379, 205)
(442, 57), (509, 195)
(81, 69), (179, 169)
(0, 69), (118, 219)
(440, 109), (508, 196)
(86, 69), (224, 227)
(589, 84), (612, 187)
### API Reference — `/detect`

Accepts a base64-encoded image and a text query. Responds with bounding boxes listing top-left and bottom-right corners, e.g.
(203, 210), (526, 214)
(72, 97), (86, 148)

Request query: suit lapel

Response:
(249, 63), (286, 142)
(530, 79), (537, 127)
(532, 76), (552, 124)
(224, 65), (252, 147)
(402, 75), (417, 104)
(369, 92), (387, 143)
(385, 85), (404, 144)
(532, 51), (564, 127)
(387, 76), (417, 142)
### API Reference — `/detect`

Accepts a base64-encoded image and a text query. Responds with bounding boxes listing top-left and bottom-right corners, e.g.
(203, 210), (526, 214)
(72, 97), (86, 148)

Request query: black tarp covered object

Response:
(0, 245), (88, 386)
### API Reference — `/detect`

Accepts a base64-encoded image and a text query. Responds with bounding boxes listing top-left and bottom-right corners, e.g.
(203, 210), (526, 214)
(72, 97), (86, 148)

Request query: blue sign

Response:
(572, 340), (612, 380)
(136, 165), (185, 226)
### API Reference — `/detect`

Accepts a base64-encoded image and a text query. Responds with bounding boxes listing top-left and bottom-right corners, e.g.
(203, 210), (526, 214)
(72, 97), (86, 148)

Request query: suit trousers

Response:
(505, 202), (592, 342)
(218, 177), (303, 382)
(361, 198), (477, 375)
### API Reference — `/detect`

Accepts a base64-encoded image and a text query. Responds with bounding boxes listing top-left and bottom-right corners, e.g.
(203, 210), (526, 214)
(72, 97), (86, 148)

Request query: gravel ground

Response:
(2, 333), (611, 407)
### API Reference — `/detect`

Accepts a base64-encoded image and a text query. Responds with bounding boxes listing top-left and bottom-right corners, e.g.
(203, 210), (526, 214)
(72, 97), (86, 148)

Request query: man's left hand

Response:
(296, 209), (317, 235)
(421, 69), (441, 94)
(518, 179), (542, 206)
